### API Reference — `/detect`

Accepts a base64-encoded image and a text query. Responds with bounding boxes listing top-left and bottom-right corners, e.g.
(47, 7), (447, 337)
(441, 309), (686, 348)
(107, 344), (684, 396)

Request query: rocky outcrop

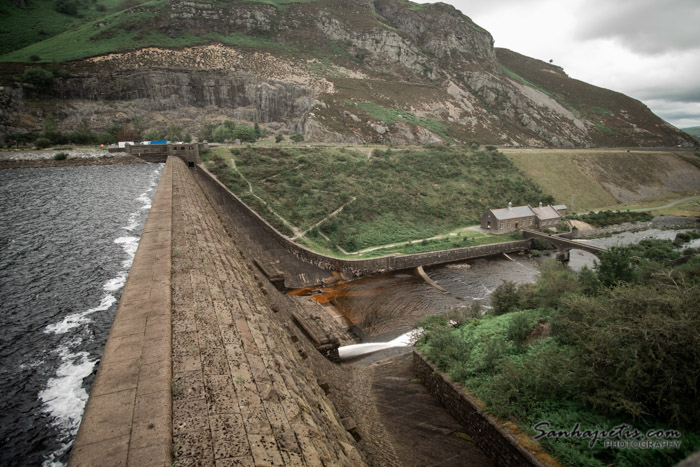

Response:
(0, 0), (695, 147)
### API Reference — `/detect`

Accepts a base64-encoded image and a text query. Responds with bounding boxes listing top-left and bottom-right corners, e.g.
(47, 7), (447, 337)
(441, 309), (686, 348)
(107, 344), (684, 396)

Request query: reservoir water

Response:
(0, 163), (163, 466)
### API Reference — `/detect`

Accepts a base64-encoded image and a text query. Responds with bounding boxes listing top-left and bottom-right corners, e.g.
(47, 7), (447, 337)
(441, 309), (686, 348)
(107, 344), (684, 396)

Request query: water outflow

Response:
(0, 163), (163, 466)
(338, 329), (423, 361)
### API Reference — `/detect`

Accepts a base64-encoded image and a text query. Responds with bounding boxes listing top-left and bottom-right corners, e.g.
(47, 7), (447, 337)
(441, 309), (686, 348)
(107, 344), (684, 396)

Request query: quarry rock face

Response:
(0, 0), (694, 147)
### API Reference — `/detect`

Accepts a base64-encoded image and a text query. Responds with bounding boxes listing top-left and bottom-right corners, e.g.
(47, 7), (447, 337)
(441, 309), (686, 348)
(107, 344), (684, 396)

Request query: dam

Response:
(69, 156), (495, 466)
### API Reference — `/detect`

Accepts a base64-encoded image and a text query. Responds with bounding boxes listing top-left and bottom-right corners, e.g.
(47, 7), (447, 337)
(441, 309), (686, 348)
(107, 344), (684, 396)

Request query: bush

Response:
(143, 129), (162, 141)
(212, 124), (234, 143)
(290, 133), (304, 143)
(95, 132), (116, 145)
(233, 126), (257, 142)
(275, 134), (284, 143)
(22, 67), (54, 88)
(53, 152), (68, 160)
(491, 280), (520, 315)
(34, 137), (51, 149)
(167, 124), (183, 142)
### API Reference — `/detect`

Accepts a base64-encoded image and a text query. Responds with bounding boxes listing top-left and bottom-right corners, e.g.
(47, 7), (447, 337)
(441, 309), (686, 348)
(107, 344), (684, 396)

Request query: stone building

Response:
(481, 202), (537, 234)
(482, 202), (567, 234)
(532, 203), (562, 229)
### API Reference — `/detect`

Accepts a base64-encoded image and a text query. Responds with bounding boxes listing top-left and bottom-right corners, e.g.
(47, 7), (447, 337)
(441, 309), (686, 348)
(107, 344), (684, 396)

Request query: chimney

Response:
(539, 202), (543, 208)
(508, 201), (512, 211)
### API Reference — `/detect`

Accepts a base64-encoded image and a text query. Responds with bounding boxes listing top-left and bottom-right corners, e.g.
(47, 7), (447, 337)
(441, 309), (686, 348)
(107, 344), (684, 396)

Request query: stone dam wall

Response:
(192, 164), (531, 285)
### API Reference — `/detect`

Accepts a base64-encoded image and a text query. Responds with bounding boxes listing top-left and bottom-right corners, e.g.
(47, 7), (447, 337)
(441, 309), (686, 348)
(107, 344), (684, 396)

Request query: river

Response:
(325, 225), (699, 362)
(0, 163), (163, 466)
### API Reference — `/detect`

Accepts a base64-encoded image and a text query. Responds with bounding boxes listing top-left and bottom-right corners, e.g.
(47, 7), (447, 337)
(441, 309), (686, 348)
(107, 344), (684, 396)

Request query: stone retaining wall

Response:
(413, 349), (549, 467)
(193, 164), (531, 281)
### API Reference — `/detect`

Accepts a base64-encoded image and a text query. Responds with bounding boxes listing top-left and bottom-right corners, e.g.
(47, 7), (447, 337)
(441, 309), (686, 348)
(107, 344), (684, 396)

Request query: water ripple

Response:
(0, 163), (163, 466)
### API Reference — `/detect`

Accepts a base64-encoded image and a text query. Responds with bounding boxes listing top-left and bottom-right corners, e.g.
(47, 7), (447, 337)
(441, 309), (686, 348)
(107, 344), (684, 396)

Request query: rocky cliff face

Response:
(0, 0), (694, 148)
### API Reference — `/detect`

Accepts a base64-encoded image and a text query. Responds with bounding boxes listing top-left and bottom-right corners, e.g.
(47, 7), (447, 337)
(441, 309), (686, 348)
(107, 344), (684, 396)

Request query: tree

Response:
(595, 246), (636, 287)
(290, 133), (304, 143)
(167, 124), (183, 142)
(200, 123), (216, 142)
(117, 123), (139, 142)
(212, 124), (234, 143)
(491, 280), (520, 315)
(233, 126), (257, 142)
(144, 129), (162, 141)
(254, 122), (261, 138)
(131, 117), (145, 140)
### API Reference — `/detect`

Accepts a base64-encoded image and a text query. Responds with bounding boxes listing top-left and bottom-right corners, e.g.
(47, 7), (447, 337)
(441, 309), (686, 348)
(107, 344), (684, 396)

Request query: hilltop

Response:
(0, 0), (694, 147)
(683, 127), (700, 143)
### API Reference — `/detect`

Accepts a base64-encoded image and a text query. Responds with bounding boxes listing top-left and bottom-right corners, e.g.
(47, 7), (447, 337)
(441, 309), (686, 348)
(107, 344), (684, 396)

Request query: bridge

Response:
(521, 229), (607, 262)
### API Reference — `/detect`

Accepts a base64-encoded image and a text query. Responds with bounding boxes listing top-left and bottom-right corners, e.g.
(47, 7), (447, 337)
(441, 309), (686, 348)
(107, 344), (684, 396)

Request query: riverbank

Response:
(571, 215), (699, 238)
(0, 149), (143, 169)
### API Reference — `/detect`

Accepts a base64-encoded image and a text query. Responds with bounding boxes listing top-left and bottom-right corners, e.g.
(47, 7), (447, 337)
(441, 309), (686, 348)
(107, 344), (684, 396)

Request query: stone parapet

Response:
(413, 349), (553, 467)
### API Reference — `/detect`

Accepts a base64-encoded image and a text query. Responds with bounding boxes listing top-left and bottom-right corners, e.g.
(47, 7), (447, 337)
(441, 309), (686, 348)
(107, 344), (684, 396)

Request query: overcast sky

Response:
(414, 0), (700, 129)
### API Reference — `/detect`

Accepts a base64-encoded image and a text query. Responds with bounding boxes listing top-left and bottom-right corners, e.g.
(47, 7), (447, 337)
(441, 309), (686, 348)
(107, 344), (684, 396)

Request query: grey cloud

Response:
(573, 0), (700, 54)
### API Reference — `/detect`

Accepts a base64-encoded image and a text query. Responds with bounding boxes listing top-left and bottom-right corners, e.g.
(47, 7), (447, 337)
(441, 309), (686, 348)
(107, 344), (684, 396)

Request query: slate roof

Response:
(553, 204), (567, 212)
(532, 205), (562, 220)
(490, 205), (536, 220)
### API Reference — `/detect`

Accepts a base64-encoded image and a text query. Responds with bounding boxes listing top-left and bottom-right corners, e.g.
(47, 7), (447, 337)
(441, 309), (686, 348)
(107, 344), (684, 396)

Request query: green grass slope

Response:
(0, 0), (315, 62)
(206, 145), (554, 254)
(0, 0), (130, 57)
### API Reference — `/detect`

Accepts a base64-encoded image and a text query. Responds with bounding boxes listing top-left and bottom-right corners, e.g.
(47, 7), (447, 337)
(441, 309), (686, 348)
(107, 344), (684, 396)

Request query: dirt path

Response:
(629, 195), (700, 212)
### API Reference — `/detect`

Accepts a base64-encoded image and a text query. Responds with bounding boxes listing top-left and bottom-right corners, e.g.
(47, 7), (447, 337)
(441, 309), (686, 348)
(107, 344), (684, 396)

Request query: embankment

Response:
(192, 163), (531, 288)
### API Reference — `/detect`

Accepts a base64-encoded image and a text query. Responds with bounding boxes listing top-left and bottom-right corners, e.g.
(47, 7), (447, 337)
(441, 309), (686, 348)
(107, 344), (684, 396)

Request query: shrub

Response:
(95, 132), (115, 145)
(143, 129), (162, 141)
(275, 134), (284, 143)
(22, 67), (54, 88)
(53, 152), (68, 160)
(30, 55), (41, 62)
(233, 126), (257, 142)
(167, 124), (183, 142)
(290, 133), (304, 143)
(212, 124), (234, 143)
(491, 280), (520, 315)
(34, 137), (51, 149)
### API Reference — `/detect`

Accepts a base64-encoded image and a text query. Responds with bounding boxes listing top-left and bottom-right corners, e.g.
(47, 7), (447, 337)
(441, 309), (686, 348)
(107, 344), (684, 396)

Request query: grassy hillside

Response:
(0, 0), (127, 57)
(206, 145), (553, 254)
(0, 0), (313, 62)
(503, 148), (700, 211)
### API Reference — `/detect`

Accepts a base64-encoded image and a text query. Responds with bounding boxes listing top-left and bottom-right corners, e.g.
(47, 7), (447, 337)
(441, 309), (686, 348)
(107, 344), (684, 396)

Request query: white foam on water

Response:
(103, 271), (128, 292)
(338, 329), (423, 361)
(44, 295), (117, 335)
(40, 163), (163, 466)
(40, 342), (97, 467)
(114, 236), (139, 268)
